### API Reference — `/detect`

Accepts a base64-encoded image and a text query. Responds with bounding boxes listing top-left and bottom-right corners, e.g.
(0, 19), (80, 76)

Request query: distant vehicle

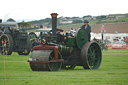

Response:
(0, 19), (31, 55)
(29, 28), (52, 41)
(113, 38), (119, 43)
(112, 41), (127, 49)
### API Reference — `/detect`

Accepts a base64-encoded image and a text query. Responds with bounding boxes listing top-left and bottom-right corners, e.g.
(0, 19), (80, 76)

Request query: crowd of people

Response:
(123, 37), (128, 45)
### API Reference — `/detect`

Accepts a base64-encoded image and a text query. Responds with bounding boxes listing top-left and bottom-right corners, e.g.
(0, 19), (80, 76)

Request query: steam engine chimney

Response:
(51, 13), (58, 40)
(0, 19), (2, 23)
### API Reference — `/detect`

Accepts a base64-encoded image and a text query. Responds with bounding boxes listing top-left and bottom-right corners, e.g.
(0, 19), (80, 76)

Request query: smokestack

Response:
(0, 19), (2, 23)
(51, 13), (58, 40)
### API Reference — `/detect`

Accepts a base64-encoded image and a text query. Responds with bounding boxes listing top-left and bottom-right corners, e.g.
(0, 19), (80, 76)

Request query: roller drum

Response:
(29, 50), (62, 71)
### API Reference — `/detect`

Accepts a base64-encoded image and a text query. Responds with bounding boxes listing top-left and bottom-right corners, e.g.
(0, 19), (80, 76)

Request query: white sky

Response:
(0, 0), (127, 22)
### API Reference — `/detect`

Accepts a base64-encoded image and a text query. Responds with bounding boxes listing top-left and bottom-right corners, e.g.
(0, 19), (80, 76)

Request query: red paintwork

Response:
(126, 37), (128, 45)
(106, 43), (128, 49)
(112, 44), (127, 49)
(28, 59), (64, 63)
(33, 45), (58, 60)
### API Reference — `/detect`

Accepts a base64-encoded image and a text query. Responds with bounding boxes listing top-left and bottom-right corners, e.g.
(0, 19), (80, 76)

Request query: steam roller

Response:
(28, 13), (102, 71)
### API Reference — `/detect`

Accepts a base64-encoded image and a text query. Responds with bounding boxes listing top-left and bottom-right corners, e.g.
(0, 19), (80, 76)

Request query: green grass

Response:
(58, 23), (83, 29)
(0, 49), (128, 85)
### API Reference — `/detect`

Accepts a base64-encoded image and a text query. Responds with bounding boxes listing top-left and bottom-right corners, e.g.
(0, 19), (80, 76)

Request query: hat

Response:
(84, 20), (89, 23)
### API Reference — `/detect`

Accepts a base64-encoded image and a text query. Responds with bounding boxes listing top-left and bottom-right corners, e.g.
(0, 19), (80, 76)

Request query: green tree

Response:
(7, 18), (16, 22)
(96, 15), (106, 20)
(83, 15), (92, 18)
(73, 20), (83, 23)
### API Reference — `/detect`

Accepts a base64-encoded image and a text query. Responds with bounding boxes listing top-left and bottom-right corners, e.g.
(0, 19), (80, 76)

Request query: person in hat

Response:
(80, 20), (91, 41)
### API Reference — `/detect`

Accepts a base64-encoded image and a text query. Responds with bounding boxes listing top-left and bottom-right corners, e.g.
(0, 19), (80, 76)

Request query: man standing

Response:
(125, 37), (128, 45)
(80, 20), (91, 41)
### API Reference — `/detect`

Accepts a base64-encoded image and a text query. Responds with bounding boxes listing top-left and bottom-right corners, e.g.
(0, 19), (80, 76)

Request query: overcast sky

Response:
(0, 0), (127, 22)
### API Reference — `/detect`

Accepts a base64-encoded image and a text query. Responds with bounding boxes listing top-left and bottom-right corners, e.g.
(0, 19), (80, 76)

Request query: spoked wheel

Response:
(62, 64), (76, 70)
(29, 50), (62, 71)
(48, 51), (62, 71)
(81, 41), (102, 69)
(0, 34), (13, 55)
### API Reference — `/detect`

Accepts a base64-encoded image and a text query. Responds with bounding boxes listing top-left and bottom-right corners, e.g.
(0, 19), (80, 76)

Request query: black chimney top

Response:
(51, 13), (58, 40)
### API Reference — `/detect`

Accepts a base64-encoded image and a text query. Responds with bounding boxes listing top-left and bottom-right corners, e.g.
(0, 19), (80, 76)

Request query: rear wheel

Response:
(0, 34), (13, 55)
(81, 41), (102, 69)
(17, 35), (31, 55)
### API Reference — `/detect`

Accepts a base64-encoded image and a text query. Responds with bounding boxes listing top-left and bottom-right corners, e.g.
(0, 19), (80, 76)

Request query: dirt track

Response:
(91, 22), (128, 33)
(61, 22), (128, 33)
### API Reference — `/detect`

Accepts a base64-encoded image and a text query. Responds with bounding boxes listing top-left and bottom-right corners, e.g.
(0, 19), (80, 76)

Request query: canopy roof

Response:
(0, 22), (17, 27)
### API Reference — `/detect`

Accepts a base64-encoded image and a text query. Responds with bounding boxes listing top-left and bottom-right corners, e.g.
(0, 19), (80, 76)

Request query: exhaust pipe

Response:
(51, 13), (58, 40)
(0, 19), (2, 23)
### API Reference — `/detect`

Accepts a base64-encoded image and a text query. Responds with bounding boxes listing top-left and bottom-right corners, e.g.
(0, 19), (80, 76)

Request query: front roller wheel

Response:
(81, 41), (102, 69)
(29, 50), (62, 71)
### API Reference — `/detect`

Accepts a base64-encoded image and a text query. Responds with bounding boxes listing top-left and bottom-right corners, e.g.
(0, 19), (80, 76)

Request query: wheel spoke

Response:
(88, 57), (96, 67)
(49, 55), (54, 60)
(87, 53), (91, 57)
(1, 36), (8, 55)
(0, 34), (13, 55)
(88, 45), (98, 67)
(89, 47), (93, 54)
(2, 48), (6, 55)
(2, 49), (4, 54)
(88, 58), (92, 65)
(81, 42), (102, 69)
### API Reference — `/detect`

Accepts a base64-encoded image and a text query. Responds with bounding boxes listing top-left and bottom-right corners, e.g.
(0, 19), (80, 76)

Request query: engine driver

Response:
(80, 20), (91, 41)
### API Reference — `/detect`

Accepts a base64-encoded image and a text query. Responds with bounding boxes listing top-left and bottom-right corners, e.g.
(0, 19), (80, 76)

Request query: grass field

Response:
(0, 49), (128, 85)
